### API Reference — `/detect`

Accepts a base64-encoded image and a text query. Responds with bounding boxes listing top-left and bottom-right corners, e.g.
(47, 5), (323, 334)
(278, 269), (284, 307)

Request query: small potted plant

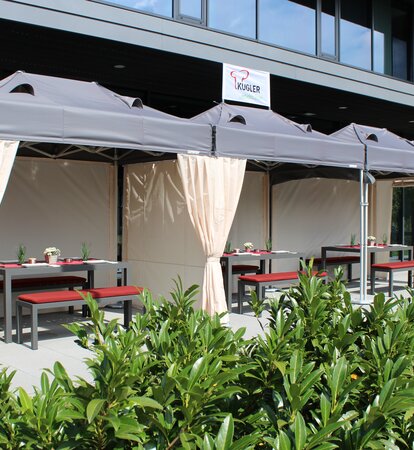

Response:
(224, 241), (232, 254)
(367, 235), (376, 246)
(244, 242), (254, 252)
(382, 233), (388, 245)
(81, 242), (91, 261)
(350, 233), (356, 246)
(265, 238), (272, 252)
(16, 244), (26, 264)
(44, 247), (60, 264)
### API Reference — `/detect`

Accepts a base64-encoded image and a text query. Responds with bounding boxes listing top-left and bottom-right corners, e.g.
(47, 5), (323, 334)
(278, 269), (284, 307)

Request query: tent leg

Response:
(359, 170), (368, 304)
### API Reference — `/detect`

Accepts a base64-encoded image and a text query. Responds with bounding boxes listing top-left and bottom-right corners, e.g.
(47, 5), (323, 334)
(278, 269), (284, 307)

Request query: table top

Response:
(221, 250), (304, 261)
(321, 244), (411, 253)
(0, 259), (128, 275)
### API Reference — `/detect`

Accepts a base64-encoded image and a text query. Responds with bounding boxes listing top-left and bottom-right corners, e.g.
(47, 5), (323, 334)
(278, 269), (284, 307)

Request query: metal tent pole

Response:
(359, 169), (366, 303)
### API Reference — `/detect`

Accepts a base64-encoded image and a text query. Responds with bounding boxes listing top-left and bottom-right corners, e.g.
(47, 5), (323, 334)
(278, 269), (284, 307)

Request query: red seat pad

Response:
(0, 276), (86, 289)
(239, 271), (325, 283)
(86, 286), (143, 298)
(18, 285), (143, 304)
(231, 265), (260, 272)
(307, 256), (360, 264)
(18, 290), (86, 304)
(372, 261), (414, 270)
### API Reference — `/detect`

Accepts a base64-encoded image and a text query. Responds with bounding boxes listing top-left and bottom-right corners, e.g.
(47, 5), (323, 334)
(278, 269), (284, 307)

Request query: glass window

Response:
(208, 0), (256, 39)
(373, 0), (392, 75)
(321, 0), (336, 57)
(258, 0), (317, 55)
(340, 0), (372, 70)
(392, 4), (410, 80)
(103, 0), (172, 17)
(179, 0), (202, 20)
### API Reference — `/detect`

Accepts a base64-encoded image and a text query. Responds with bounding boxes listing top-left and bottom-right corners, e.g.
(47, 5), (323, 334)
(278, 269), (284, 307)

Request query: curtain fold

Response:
(0, 140), (19, 205)
(177, 154), (246, 316)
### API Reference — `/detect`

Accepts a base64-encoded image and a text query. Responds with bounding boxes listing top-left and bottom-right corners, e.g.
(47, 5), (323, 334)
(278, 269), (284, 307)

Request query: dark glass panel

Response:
(340, 0), (372, 70)
(103, 0), (173, 16)
(392, 4), (410, 80)
(208, 0), (256, 38)
(373, 0), (392, 74)
(259, 0), (316, 55)
(321, 0), (336, 56)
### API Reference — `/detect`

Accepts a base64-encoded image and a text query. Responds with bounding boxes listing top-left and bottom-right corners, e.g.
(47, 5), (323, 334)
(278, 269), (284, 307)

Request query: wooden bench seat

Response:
(237, 271), (327, 314)
(306, 256), (360, 281)
(370, 261), (414, 296)
(16, 285), (143, 349)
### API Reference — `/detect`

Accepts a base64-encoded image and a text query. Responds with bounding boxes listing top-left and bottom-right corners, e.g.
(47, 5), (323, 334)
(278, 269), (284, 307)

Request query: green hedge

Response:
(2, 271), (414, 449)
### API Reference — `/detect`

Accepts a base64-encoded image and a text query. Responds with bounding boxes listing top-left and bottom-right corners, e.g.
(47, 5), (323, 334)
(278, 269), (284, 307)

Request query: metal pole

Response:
(363, 175), (369, 302)
(359, 169), (365, 303)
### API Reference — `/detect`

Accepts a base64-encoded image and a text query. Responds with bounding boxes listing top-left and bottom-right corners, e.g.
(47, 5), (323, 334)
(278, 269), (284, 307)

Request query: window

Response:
(208, 0), (256, 39)
(258, 0), (317, 55)
(320, 0), (336, 57)
(340, 0), (372, 70)
(392, 3), (410, 80)
(102, 0), (173, 17)
(178, 0), (203, 21)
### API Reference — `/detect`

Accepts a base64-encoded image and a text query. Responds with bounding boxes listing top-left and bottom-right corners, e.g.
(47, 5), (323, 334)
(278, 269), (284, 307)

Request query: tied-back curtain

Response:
(177, 154), (246, 316)
(0, 141), (19, 205)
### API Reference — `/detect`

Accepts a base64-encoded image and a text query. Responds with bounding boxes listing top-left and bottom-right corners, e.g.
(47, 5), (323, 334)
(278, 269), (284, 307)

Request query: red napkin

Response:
(0, 264), (21, 268)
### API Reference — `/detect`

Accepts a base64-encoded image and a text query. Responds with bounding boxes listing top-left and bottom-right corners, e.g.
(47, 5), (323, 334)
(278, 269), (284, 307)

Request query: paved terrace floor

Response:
(0, 276), (412, 393)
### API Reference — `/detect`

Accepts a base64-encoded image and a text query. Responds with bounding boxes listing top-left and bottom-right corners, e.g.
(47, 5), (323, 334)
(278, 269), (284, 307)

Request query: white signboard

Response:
(222, 63), (270, 107)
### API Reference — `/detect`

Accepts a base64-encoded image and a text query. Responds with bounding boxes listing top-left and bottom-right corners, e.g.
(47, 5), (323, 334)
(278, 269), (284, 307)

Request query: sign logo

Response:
(223, 63), (270, 107)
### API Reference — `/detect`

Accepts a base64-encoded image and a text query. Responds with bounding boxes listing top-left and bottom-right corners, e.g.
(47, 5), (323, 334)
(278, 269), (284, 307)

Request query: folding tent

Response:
(332, 124), (414, 301)
(192, 103), (364, 168)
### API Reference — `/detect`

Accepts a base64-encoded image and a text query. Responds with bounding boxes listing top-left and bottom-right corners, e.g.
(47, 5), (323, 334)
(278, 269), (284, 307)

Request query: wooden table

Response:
(0, 260), (129, 343)
(320, 244), (413, 285)
(221, 251), (304, 311)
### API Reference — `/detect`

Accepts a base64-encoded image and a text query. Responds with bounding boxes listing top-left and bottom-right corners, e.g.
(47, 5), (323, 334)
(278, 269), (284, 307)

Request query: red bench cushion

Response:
(306, 256), (360, 265)
(372, 261), (414, 270)
(239, 271), (325, 283)
(229, 265), (260, 273)
(18, 285), (143, 304)
(0, 276), (86, 290)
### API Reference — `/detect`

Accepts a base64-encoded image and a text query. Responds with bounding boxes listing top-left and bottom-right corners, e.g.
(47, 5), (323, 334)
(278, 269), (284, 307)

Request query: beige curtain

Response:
(0, 141), (19, 205)
(177, 154), (246, 316)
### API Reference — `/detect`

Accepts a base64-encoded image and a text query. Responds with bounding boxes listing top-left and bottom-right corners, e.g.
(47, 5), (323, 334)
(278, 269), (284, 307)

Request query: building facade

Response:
(1, 0), (414, 243)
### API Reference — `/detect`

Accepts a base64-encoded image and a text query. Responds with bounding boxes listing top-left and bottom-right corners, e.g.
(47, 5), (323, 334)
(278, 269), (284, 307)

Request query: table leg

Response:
(321, 248), (327, 271)
(3, 274), (12, 343)
(123, 266), (129, 285)
(87, 270), (95, 289)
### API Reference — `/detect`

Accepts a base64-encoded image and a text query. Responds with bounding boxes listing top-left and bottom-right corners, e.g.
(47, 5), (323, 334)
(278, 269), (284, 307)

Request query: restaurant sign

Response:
(222, 63), (270, 107)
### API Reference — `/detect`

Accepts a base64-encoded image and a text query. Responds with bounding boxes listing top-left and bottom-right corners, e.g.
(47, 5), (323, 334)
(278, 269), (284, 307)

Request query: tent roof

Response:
(0, 71), (211, 156)
(191, 103), (364, 169)
(332, 123), (414, 174)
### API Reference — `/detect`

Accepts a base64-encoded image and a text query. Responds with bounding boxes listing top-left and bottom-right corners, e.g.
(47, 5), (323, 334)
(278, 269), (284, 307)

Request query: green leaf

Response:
(279, 430), (292, 450)
(130, 396), (163, 410)
(294, 412), (307, 450)
(290, 351), (303, 384)
(216, 415), (234, 450)
(18, 387), (33, 412)
(320, 393), (330, 426)
(378, 378), (396, 411)
(86, 398), (106, 423)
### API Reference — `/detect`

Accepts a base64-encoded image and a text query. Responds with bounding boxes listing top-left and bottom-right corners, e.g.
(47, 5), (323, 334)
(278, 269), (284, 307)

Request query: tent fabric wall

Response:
(369, 180), (394, 266)
(123, 163), (263, 305)
(177, 155), (246, 316)
(123, 160), (206, 303)
(272, 178), (360, 272)
(0, 157), (116, 316)
(0, 140), (19, 204)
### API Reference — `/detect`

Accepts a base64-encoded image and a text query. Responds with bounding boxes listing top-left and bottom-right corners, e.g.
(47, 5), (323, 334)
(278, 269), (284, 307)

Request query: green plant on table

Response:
(81, 242), (91, 261)
(16, 244), (26, 264)
(265, 238), (272, 251)
(382, 232), (388, 244)
(350, 233), (356, 246)
(224, 241), (232, 253)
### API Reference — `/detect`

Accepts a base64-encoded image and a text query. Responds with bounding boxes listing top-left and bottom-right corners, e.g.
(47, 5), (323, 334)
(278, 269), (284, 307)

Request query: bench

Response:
(0, 276), (87, 314)
(306, 256), (360, 281)
(370, 261), (414, 296)
(237, 271), (327, 314)
(16, 285), (143, 349)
